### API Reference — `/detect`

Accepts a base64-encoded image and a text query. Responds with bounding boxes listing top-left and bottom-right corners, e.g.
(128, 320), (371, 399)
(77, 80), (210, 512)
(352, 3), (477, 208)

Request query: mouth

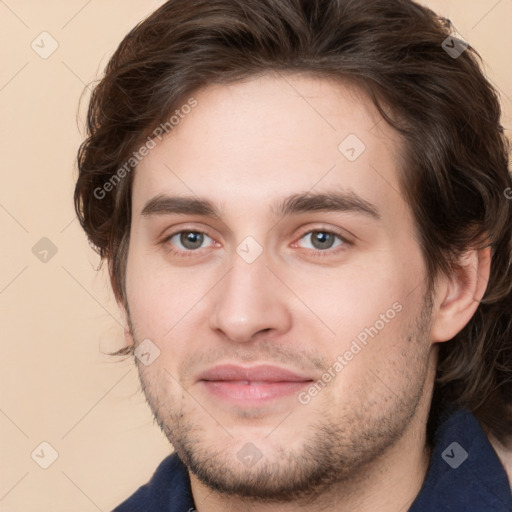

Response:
(197, 364), (314, 404)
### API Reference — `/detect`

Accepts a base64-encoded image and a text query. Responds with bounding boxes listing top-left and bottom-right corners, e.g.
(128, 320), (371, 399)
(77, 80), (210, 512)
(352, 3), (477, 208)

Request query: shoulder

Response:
(112, 453), (194, 512)
(410, 408), (512, 511)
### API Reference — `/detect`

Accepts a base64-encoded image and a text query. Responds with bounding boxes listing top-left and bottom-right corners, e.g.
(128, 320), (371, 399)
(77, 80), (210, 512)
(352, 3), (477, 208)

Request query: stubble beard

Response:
(132, 294), (434, 505)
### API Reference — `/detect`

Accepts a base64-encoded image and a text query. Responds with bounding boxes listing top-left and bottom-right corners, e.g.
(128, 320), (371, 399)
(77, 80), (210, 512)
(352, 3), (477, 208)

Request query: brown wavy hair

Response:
(74, 0), (512, 445)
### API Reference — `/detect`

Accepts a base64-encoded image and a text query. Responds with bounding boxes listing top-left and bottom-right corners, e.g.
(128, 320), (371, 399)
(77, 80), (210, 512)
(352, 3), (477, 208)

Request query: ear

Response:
(430, 246), (491, 343)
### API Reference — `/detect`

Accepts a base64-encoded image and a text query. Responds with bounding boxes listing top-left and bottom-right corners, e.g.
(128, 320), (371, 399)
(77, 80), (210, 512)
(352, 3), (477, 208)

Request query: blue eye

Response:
(163, 228), (349, 259)
(298, 231), (345, 251)
(168, 231), (214, 251)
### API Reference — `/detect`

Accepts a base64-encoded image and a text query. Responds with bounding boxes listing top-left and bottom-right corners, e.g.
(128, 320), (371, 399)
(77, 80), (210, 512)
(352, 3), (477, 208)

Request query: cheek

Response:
(286, 256), (413, 339)
(287, 256), (426, 390)
(125, 247), (211, 341)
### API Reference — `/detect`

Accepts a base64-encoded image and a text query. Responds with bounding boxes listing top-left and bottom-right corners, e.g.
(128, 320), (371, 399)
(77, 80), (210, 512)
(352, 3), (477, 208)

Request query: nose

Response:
(209, 250), (292, 344)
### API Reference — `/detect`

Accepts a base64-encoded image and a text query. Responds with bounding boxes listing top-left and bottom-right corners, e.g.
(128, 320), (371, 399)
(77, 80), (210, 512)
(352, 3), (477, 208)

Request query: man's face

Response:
(124, 74), (436, 501)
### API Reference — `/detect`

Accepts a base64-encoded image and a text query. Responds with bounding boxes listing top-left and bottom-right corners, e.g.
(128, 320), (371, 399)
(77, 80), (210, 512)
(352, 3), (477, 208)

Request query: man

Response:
(74, 0), (512, 510)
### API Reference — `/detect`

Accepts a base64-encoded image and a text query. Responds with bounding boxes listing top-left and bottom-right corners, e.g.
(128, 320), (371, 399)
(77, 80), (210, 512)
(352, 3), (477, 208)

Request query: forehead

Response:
(132, 73), (407, 221)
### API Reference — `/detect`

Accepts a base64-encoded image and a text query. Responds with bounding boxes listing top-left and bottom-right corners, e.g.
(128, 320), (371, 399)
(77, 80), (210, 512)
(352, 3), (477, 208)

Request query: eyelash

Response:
(163, 226), (351, 259)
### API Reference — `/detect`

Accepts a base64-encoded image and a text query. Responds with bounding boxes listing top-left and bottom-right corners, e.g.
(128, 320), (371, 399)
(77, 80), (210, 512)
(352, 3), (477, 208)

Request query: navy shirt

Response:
(112, 409), (512, 511)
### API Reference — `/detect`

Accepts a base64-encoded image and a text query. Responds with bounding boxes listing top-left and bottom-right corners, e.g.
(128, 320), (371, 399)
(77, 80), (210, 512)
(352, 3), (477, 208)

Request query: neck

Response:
(489, 433), (512, 486)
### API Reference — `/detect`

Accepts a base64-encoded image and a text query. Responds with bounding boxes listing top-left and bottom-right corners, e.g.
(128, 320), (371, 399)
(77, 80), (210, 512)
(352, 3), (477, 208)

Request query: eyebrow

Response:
(141, 191), (381, 220)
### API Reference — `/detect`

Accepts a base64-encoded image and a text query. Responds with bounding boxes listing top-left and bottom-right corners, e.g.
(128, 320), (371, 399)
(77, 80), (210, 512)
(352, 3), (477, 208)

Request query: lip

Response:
(197, 364), (314, 405)
(198, 364), (312, 383)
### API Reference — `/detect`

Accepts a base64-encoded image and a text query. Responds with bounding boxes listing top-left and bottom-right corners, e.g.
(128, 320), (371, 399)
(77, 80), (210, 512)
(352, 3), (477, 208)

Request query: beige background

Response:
(0, 1), (510, 511)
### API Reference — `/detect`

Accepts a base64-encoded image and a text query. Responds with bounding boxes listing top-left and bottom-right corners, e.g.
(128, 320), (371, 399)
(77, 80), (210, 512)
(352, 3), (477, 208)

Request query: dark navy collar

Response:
(113, 408), (512, 511)
(409, 408), (512, 511)
(111, 451), (194, 511)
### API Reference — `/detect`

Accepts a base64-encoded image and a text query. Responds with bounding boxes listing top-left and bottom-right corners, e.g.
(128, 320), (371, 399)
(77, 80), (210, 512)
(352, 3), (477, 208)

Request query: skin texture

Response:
(120, 73), (491, 511)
